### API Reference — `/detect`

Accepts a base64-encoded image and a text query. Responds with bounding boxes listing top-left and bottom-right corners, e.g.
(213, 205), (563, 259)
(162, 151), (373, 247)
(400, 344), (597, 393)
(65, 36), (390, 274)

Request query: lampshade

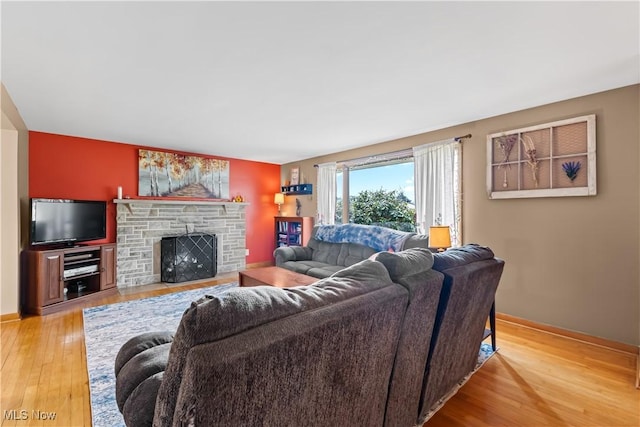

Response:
(274, 193), (285, 205)
(429, 226), (451, 251)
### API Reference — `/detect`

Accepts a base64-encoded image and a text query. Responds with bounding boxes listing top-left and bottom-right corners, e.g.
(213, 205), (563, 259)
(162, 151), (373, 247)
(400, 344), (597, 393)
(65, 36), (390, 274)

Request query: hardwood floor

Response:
(1, 275), (638, 427)
(427, 321), (639, 427)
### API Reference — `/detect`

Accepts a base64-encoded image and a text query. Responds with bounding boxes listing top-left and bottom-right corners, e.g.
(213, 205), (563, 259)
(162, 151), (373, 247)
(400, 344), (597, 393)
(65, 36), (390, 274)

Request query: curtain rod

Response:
(454, 133), (472, 141)
(313, 133), (472, 167)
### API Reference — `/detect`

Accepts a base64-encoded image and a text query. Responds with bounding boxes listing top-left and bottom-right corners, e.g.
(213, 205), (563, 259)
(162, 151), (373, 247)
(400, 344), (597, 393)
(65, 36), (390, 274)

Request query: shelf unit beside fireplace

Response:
(275, 216), (314, 249)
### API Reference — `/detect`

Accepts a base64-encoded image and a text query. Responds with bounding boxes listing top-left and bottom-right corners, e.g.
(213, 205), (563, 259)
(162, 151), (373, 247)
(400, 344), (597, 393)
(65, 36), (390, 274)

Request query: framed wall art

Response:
(138, 149), (230, 199)
(486, 114), (596, 199)
(290, 167), (300, 185)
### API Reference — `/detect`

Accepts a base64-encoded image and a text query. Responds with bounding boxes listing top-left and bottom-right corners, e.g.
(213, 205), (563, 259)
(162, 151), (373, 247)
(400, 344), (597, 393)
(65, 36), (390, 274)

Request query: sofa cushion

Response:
(154, 259), (396, 426)
(432, 244), (495, 271)
(308, 239), (377, 267)
(306, 264), (344, 278)
(370, 248), (435, 282)
(339, 242), (378, 266)
(278, 260), (314, 275)
(278, 260), (343, 278)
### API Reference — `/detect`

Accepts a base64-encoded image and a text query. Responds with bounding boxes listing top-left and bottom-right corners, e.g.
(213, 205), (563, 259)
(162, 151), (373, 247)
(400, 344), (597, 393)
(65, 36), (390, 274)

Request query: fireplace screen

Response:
(161, 233), (217, 283)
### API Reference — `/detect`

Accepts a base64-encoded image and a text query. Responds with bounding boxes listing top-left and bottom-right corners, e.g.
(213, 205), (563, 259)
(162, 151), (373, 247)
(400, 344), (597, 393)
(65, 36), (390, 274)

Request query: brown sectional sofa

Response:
(115, 243), (503, 427)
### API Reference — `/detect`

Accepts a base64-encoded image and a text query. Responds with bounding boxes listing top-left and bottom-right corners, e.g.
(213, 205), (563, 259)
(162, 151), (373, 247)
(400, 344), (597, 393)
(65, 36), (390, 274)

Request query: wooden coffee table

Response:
(239, 266), (318, 288)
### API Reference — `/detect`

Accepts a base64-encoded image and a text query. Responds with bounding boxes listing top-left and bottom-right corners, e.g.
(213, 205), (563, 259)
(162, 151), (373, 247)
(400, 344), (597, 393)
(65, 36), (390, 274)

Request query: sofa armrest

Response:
(115, 331), (174, 377)
(115, 331), (174, 426)
(273, 246), (313, 265)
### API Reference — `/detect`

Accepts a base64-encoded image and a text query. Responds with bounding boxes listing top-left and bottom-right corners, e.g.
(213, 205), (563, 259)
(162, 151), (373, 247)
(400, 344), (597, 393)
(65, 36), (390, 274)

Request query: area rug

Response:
(83, 282), (238, 427)
(419, 342), (498, 424)
(83, 283), (496, 427)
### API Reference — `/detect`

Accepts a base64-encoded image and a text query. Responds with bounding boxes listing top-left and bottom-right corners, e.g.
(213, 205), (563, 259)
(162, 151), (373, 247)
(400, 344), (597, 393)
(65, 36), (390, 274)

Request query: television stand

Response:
(22, 243), (117, 315)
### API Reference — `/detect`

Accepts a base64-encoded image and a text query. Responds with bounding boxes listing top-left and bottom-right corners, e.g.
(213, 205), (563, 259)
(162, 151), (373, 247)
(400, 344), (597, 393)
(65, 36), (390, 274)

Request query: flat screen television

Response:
(30, 198), (107, 247)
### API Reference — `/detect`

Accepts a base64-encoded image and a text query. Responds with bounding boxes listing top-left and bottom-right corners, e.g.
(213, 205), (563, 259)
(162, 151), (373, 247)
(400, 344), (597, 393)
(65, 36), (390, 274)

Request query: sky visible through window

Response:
(337, 161), (414, 203)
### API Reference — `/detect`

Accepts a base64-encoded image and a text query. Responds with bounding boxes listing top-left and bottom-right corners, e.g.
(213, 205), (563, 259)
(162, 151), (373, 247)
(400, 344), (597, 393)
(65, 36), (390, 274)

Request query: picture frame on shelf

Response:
(290, 167), (300, 185)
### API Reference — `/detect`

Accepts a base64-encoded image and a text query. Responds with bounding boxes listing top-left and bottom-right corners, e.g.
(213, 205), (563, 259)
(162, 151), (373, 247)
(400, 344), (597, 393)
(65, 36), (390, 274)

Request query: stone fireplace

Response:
(115, 199), (247, 288)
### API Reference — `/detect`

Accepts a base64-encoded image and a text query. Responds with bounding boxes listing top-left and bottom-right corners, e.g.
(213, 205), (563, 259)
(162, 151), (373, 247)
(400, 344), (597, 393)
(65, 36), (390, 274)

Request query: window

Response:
(336, 152), (416, 232)
(321, 138), (463, 243)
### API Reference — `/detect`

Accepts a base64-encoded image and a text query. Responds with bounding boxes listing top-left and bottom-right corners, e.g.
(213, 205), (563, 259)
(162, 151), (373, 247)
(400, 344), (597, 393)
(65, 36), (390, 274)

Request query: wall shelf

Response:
(281, 184), (313, 195)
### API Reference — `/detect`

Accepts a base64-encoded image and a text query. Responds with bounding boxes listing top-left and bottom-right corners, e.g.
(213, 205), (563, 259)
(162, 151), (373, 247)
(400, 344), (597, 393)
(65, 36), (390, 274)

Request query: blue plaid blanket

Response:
(314, 224), (415, 252)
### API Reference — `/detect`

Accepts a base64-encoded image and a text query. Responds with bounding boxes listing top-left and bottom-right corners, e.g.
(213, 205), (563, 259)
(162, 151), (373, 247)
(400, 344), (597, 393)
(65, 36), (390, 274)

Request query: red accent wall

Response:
(28, 131), (281, 264)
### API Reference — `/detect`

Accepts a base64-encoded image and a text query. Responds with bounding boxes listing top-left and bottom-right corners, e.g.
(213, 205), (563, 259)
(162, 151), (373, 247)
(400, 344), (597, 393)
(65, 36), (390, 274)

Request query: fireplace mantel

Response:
(113, 198), (249, 206)
(114, 198), (249, 214)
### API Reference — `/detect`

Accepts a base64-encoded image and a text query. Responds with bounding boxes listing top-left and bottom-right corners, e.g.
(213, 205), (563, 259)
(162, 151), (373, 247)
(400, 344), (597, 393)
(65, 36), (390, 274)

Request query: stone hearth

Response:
(115, 199), (247, 288)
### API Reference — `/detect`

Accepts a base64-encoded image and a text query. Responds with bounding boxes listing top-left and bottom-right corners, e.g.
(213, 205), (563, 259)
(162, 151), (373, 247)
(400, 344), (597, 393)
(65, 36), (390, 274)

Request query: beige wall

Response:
(284, 84), (640, 346)
(1, 84), (29, 317)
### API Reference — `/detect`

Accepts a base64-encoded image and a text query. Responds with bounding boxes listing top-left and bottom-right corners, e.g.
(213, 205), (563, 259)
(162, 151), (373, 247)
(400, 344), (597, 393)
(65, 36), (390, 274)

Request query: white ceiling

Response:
(2, 2), (639, 165)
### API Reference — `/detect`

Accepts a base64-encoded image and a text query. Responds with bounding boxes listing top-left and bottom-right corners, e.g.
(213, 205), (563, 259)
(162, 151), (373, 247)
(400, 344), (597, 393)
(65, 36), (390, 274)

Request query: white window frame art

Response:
(486, 114), (596, 199)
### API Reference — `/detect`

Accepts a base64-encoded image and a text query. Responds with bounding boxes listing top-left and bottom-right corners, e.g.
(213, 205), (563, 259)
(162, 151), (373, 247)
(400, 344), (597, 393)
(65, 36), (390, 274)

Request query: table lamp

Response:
(274, 193), (285, 214)
(429, 225), (451, 252)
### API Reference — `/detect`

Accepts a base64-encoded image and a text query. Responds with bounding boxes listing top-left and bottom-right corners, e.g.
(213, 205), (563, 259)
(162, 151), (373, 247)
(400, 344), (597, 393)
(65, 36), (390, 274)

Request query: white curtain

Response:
(413, 139), (462, 246)
(316, 162), (337, 225)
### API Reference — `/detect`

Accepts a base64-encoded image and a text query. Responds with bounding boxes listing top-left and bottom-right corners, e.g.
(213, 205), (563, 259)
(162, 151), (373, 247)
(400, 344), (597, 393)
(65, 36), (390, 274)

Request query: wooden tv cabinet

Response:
(22, 243), (117, 315)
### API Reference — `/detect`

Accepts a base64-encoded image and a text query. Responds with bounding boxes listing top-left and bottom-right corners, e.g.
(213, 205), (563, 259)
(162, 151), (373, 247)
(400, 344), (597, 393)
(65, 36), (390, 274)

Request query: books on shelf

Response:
(274, 216), (314, 249)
